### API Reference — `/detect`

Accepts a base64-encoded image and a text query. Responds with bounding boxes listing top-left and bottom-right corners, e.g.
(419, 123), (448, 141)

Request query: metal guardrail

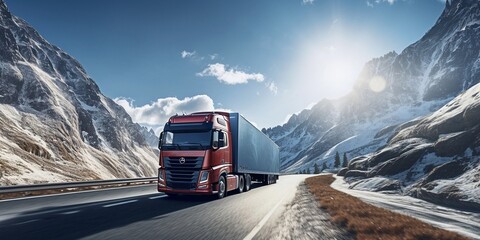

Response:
(0, 177), (157, 194)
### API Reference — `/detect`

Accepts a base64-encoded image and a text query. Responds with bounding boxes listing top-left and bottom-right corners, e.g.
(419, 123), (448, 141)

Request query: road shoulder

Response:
(257, 182), (352, 240)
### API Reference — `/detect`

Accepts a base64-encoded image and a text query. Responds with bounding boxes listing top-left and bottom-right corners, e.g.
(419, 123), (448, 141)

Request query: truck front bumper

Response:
(157, 185), (216, 195)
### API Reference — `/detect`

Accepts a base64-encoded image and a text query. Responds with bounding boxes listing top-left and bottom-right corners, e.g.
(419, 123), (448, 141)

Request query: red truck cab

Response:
(157, 112), (240, 198)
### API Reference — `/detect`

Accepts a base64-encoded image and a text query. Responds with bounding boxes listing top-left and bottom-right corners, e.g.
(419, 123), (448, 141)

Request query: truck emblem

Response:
(179, 157), (186, 164)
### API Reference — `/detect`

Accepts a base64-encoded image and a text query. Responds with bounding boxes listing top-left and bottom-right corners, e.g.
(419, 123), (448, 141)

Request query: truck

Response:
(157, 111), (280, 199)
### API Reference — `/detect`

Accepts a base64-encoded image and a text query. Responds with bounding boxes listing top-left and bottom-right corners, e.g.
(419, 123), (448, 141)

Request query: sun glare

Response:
(322, 57), (355, 91)
(369, 75), (386, 92)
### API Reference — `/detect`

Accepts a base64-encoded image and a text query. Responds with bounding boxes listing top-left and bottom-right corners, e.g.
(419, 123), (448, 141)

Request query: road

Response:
(0, 175), (311, 240)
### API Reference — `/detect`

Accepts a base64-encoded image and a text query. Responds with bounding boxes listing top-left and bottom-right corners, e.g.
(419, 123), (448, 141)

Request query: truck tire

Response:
(263, 175), (270, 185)
(237, 175), (245, 193)
(245, 174), (251, 191)
(217, 175), (227, 199)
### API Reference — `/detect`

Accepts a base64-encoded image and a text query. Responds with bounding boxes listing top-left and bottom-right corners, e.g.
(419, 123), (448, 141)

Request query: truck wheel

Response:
(263, 175), (270, 185)
(245, 174), (251, 191)
(217, 176), (227, 199)
(237, 175), (245, 193)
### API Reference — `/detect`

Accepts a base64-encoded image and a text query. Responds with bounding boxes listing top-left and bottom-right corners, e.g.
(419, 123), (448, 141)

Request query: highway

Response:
(0, 175), (310, 240)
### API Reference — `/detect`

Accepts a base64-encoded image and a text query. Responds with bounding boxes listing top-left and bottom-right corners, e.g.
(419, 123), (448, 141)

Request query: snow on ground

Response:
(331, 175), (480, 239)
(284, 97), (452, 173)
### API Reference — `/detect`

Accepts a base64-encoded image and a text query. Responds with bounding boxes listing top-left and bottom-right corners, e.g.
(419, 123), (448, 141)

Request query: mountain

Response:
(0, 0), (159, 185)
(264, 0), (480, 173)
(344, 83), (480, 210)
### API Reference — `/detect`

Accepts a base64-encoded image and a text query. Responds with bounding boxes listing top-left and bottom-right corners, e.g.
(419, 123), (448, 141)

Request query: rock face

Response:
(346, 83), (480, 210)
(264, 0), (480, 174)
(0, 0), (158, 185)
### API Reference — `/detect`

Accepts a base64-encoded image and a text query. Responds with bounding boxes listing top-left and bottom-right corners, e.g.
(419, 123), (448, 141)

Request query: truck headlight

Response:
(158, 169), (165, 182)
(199, 171), (209, 183)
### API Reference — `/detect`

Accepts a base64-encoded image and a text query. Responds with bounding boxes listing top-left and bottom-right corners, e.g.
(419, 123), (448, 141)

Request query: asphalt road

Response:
(0, 175), (310, 240)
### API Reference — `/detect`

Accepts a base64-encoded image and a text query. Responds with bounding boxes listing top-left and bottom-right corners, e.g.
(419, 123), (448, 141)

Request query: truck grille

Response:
(164, 157), (204, 190)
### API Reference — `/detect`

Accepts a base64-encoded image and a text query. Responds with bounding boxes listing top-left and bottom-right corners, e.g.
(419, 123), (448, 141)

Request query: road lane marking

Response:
(149, 195), (167, 200)
(243, 195), (287, 240)
(13, 219), (39, 226)
(60, 210), (80, 215)
(103, 200), (138, 208)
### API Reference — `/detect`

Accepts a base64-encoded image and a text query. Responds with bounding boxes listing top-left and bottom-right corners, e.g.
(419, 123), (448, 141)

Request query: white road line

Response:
(243, 195), (287, 240)
(103, 200), (138, 208)
(13, 219), (39, 226)
(60, 210), (80, 215)
(149, 195), (167, 200)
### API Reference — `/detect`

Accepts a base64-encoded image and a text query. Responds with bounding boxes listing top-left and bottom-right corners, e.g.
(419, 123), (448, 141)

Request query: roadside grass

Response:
(305, 175), (468, 240)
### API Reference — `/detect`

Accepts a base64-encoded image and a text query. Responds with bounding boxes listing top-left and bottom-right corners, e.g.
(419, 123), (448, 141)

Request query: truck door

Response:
(213, 130), (230, 170)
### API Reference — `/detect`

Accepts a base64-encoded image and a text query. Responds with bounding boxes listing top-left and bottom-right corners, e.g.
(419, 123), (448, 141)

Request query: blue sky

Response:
(7, 0), (445, 132)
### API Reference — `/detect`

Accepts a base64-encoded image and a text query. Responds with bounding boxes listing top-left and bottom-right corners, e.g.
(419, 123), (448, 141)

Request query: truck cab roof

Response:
(167, 112), (230, 131)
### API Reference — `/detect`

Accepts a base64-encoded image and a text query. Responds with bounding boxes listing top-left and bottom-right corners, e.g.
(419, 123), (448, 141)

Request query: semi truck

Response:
(157, 112), (280, 199)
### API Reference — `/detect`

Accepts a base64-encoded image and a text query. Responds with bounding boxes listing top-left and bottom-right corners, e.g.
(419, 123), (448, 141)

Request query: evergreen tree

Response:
(322, 162), (327, 171)
(306, 168), (310, 174)
(342, 152), (348, 168)
(313, 163), (320, 174)
(334, 151), (341, 168)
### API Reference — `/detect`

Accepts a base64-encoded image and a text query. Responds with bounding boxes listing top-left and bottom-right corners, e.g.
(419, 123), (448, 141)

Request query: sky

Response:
(6, 0), (445, 133)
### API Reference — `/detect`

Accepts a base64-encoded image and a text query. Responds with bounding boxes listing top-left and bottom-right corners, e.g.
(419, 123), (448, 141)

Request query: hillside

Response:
(0, 0), (158, 185)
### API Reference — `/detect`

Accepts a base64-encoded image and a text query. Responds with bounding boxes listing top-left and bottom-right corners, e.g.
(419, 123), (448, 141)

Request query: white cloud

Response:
(265, 81), (278, 95)
(302, 0), (314, 5)
(209, 54), (218, 60)
(181, 50), (196, 58)
(197, 63), (265, 85)
(366, 0), (397, 7)
(114, 95), (215, 134)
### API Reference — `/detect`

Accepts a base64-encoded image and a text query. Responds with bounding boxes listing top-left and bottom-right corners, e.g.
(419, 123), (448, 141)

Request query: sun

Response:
(322, 56), (357, 92)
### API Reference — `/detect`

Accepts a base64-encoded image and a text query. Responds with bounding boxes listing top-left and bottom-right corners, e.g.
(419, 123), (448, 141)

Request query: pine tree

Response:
(334, 151), (341, 168)
(313, 163), (320, 174)
(306, 168), (310, 174)
(322, 162), (327, 171)
(342, 152), (348, 168)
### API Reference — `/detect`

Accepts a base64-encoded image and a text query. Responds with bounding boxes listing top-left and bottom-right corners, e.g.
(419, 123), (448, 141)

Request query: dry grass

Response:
(305, 175), (469, 240)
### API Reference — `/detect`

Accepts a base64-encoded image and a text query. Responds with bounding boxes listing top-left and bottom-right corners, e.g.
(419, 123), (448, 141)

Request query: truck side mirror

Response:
(158, 132), (164, 150)
(212, 131), (219, 150)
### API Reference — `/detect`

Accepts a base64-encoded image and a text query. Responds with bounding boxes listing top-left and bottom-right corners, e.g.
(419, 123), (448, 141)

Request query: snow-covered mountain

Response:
(344, 82), (480, 210)
(0, 0), (159, 185)
(264, 0), (480, 173)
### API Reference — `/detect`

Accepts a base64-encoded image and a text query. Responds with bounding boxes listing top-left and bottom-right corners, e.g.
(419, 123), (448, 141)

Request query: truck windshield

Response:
(161, 131), (212, 150)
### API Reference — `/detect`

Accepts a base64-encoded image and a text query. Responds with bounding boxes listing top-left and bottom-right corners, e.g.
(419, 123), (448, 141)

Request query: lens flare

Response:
(369, 76), (386, 93)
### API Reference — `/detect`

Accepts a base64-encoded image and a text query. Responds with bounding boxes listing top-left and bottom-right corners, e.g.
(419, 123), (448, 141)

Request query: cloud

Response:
(209, 54), (218, 60)
(181, 50), (196, 58)
(197, 63), (265, 85)
(302, 0), (314, 5)
(265, 81), (278, 95)
(366, 0), (397, 7)
(114, 95), (215, 134)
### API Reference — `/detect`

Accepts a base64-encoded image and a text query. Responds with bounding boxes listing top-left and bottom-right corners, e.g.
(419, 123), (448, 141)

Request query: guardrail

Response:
(0, 177), (158, 194)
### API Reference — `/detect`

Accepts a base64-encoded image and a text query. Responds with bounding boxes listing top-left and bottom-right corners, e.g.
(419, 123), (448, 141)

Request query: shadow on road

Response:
(0, 193), (209, 239)
(0, 182), (268, 239)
